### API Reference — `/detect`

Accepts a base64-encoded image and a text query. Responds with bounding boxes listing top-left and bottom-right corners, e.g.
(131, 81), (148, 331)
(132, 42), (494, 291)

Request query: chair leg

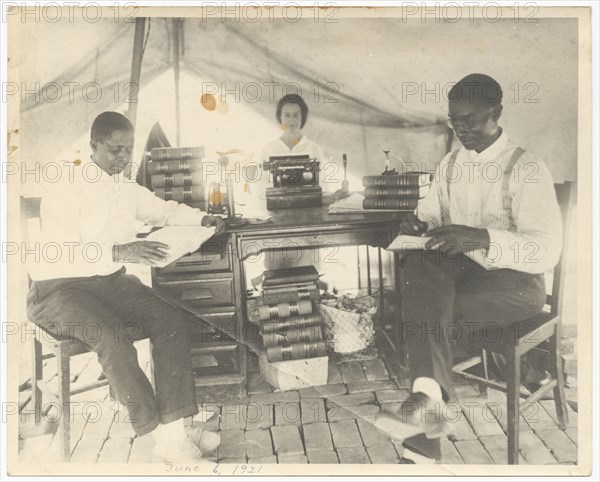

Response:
(506, 348), (521, 465)
(549, 332), (569, 428)
(479, 349), (489, 399)
(56, 346), (71, 462)
(108, 385), (118, 402)
(149, 340), (156, 392)
(31, 336), (43, 423)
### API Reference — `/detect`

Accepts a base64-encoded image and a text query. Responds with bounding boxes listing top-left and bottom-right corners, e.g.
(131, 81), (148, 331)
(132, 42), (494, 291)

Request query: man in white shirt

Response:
(27, 112), (224, 463)
(374, 74), (562, 461)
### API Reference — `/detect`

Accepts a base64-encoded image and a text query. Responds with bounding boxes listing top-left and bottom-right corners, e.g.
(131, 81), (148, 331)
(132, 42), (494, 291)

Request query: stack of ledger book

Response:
(257, 266), (326, 363)
(149, 147), (206, 210)
(362, 171), (433, 210)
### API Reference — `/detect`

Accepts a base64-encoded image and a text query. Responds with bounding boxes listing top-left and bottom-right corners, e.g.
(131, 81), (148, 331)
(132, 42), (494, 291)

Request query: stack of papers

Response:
(385, 234), (432, 252)
(328, 193), (401, 214)
(142, 226), (216, 268)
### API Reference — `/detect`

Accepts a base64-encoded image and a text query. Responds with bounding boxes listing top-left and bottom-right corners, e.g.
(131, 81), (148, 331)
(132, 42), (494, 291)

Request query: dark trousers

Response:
(399, 252), (546, 458)
(27, 267), (199, 436)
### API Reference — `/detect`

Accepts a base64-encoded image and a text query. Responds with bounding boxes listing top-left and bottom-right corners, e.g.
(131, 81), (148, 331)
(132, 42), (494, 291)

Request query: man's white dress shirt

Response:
(29, 158), (206, 281)
(416, 131), (562, 274)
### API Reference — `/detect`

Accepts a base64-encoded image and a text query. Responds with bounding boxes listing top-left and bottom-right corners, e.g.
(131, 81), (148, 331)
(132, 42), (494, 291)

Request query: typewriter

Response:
(262, 155), (323, 210)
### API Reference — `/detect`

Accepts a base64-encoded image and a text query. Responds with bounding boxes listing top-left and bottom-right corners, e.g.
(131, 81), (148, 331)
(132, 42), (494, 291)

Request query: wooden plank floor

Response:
(17, 340), (578, 465)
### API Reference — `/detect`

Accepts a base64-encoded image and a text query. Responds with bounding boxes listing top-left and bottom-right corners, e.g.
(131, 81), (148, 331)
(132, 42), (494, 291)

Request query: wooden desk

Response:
(230, 206), (405, 256)
(152, 203), (408, 400)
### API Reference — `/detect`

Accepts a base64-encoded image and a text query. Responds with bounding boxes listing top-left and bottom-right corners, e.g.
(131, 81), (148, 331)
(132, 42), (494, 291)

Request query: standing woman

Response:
(249, 94), (325, 285)
(260, 94), (324, 162)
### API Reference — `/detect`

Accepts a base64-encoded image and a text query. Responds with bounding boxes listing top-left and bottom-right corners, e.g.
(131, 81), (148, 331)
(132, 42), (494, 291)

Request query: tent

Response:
(12, 11), (578, 194)
(7, 7), (581, 329)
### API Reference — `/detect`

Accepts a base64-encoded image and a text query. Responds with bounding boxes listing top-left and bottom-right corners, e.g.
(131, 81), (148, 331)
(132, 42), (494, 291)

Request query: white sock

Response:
(412, 377), (443, 402)
(152, 418), (187, 446)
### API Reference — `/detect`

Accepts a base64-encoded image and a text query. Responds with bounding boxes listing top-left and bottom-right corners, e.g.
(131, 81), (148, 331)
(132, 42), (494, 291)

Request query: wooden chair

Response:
(452, 182), (573, 464)
(21, 196), (153, 462)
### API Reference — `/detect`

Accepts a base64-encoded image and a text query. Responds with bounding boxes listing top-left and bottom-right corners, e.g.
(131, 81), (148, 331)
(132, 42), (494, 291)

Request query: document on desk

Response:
(385, 234), (432, 252)
(143, 226), (216, 268)
(328, 193), (401, 213)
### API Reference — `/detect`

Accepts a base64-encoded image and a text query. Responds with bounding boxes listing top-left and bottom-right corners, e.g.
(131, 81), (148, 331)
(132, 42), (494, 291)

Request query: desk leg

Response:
(356, 246), (362, 290)
(396, 254), (409, 371)
(376, 252), (410, 384)
(366, 246), (372, 295)
(231, 232), (248, 397)
(377, 247), (384, 309)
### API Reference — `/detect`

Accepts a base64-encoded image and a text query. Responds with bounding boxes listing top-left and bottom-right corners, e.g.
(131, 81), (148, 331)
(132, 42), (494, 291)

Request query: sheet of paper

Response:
(385, 234), (433, 252)
(142, 225), (216, 268)
(236, 202), (272, 220)
(331, 192), (365, 211)
(328, 193), (402, 213)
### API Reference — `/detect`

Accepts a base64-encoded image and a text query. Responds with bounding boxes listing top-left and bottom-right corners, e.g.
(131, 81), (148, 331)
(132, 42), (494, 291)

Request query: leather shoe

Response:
(374, 392), (448, 441)
(401, 446), (438, 464)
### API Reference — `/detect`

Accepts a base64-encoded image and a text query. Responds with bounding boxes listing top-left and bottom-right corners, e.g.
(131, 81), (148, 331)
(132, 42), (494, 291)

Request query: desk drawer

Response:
(154, 276), (234, 308)
(238, 227), (394, 259)
(190, 344), (241, 378)
(189, 309), (238, 343)
(292, 228), (394, 248)
(158, 235), (231, 274)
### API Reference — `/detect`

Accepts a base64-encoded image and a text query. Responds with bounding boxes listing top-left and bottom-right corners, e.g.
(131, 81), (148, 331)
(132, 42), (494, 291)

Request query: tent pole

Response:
(174, 19), (183, 146)
(126, 17), (146, 181)
(127, 17), (146, 128)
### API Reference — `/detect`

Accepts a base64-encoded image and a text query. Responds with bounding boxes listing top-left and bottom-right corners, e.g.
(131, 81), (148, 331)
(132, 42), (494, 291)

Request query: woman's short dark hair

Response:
(275, 94), (309, 129)
(91, 111), (134, 143)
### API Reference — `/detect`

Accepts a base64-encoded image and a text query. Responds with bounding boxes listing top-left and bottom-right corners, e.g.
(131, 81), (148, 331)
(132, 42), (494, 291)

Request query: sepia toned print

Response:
(2, 2), (594, 478)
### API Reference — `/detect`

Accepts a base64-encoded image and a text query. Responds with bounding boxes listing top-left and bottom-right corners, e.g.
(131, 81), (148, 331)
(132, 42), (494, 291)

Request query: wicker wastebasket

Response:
(318, 294), (377, 361)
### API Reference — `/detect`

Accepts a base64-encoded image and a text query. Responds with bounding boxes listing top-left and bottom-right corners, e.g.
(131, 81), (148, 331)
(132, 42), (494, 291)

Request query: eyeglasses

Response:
(105, 143), (133, 154)
(446, 109), (492, 130)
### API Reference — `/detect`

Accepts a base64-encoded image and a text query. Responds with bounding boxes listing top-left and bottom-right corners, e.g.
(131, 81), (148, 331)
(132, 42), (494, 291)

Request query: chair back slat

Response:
(549, 182), (573, 316)
(20, 196), (42, 288)
(20, 196), (42, 244)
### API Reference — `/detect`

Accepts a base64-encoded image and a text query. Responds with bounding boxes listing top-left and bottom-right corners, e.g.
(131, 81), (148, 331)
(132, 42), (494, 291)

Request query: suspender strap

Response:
(442, 149), (460, 224)
(445, 146), (525, 229)
(502, 147), (525, 230)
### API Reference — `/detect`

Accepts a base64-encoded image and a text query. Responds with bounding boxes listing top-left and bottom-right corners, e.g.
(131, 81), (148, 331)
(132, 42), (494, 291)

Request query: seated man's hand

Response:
(113, 241), (170, 266)
(201, 215), (225, 234)
(424, 225), (490, 256)
(399, 213), (428, 235)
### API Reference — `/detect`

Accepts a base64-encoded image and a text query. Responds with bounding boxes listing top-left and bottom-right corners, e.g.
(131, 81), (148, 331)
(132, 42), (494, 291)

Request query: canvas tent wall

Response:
(8, 9), (581, 328)
(13, 13), (578, 189)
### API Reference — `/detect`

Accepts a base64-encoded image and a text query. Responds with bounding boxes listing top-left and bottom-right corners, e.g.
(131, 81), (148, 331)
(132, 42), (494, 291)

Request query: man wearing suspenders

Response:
(374, 74), (563, 462)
